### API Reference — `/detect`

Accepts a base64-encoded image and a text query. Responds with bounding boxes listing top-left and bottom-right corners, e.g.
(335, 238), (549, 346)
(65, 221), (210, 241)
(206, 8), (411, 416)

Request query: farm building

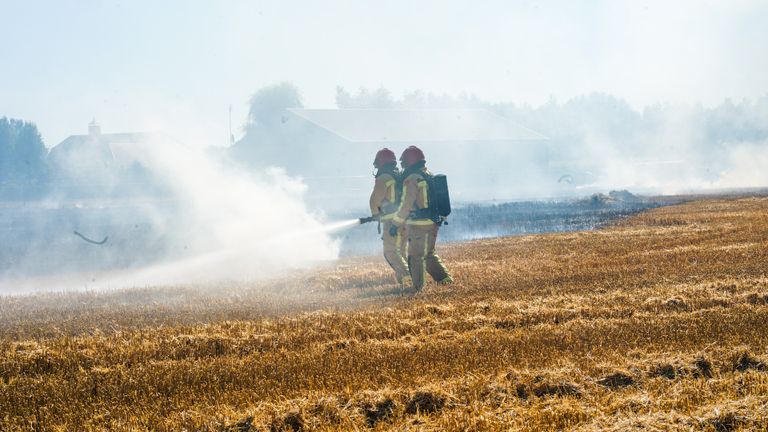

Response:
(48, 111), (549, 203)
(230, 108), (548, 204)
(47, 121), (163, 197)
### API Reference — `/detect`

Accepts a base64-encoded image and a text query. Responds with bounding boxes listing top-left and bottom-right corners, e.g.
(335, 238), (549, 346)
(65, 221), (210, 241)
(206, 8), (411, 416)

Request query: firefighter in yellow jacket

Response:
(392, 146), (453, 292)
(369, 148), (411, 287)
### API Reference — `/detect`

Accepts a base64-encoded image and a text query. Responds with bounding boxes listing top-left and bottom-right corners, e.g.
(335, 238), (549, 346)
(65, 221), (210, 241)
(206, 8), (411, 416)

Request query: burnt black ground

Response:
(334, 193), (670, 256)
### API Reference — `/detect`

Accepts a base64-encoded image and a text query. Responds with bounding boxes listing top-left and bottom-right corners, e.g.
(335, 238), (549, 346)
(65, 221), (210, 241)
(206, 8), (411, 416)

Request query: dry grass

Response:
(1, 196), (767, 431)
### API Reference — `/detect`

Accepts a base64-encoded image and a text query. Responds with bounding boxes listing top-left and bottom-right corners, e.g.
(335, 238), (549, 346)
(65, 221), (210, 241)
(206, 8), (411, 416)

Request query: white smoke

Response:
(134, 138), (339, 281)
(544, 101), (768, 195)
(0, 135), (341, 293)
(715, 140), (768, 188)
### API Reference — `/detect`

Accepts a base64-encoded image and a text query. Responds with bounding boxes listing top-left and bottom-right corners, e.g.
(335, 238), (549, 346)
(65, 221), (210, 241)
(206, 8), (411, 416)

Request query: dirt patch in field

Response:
(648, 363), (682, 379)
(732, 351), (767, 372)
(514, 383), (529, 399)
(424, 304), (452, 316)
(693, 356), (714, 378)
(531, 381), (582, 398)
(308, 398), (342, 425)
(704, 412), (746, 432)
(474, 302), (491, 313)
(642, 296), (690, 312)
(493, 318), (518, 330)
(362, 397), (396, 427)
(324, 339), (358, 351)
(597, 371), (635, 388)
(405, 391), (447, 414)
(504, 370), (585, 399)
(480, 383), (511, 404)
(224, 416), (254, 432)
(663, 297), (689, 310)
(269, 411), (304, 432)
(642, 356), (713, 380)
(745, 292), (768, 305)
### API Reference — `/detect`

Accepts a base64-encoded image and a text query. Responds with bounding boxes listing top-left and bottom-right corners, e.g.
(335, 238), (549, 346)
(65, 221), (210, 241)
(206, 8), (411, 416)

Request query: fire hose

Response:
(358, 215), (399, 236)
(73, 231), (108, 245)
(358, 215), (384, 235)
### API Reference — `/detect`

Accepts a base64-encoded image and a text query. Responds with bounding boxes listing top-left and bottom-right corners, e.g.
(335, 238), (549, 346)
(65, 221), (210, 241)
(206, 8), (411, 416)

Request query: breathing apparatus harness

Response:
(402, 162), (451, 226)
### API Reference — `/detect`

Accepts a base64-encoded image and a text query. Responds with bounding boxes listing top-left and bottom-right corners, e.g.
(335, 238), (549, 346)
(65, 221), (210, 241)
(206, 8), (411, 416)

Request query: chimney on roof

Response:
(88, 119), (101, 137)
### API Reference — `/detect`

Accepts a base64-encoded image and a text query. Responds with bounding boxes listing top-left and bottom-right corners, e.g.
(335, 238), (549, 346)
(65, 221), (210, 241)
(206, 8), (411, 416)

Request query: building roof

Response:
(289, 108), (547, 143)
(51, 131), (156, 166)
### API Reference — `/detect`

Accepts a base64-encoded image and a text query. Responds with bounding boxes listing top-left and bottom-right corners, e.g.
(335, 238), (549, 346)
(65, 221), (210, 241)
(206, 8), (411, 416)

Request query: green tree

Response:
(335, 86), (397, 109)
(231, 83), (312, 171)
(0, 118), (11, 178)
(247, 82), (303, 129)
(0, 117), (48, 197)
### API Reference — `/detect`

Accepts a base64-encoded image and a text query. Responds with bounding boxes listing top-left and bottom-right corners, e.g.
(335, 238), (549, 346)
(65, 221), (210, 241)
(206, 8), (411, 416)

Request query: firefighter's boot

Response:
(400, 275), (413, 295)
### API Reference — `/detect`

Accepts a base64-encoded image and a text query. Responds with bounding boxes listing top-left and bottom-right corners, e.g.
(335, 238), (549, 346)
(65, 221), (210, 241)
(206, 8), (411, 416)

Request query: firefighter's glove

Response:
(389, 224), (399, 237)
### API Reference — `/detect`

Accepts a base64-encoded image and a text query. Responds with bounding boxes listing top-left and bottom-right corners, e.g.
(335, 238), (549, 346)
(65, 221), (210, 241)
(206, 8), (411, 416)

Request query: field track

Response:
(1, 196), (767, 431)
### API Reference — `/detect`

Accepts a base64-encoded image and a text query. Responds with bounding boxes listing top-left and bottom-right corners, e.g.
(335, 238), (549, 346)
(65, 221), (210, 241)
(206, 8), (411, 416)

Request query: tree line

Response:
(234, 83), (768, 186)
(3, 85), (767, 200)
(0, 117), (48, 199)
(239, 83), (768, 162)
(333, 85), (768, 149)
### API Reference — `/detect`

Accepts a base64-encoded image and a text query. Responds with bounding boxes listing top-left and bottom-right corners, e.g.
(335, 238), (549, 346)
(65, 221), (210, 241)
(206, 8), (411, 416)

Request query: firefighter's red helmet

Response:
(399, 146), (425, 168)
(373, 148), (397, 167)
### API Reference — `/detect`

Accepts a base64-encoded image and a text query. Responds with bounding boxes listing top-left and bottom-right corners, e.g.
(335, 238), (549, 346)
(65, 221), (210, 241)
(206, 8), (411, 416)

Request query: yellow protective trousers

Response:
(382, 220), (409, 283)
(406, 223), (450, 290)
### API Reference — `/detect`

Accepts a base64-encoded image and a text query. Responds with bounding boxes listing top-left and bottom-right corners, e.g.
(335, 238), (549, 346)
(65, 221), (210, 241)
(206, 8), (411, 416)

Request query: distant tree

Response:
(231, 83), (316, 171)
(0, 117), (48, 198)
(371, 87), (397, 108)
(335, 86), (397, 109)
(335, 86), (489, 109)
(335, 86), (354, 109)
(705, 97), (768, 143)
(425, 92), (458, 108)
(246, 82), (303, 129)
(16, 122), (47, 178)
(0, 117), (47, 180)
(401, 89), (428, 108)
(0, 118), (11, 177)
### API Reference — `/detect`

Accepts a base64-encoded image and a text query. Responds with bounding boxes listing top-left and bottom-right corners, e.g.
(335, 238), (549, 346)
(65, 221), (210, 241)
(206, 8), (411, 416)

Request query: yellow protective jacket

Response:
(393, 167), (434, 226)
(369, 172), (399, 221)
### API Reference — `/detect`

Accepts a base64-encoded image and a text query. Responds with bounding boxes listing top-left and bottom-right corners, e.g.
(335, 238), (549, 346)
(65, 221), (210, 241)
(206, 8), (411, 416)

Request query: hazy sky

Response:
(1, 0), (767, 147)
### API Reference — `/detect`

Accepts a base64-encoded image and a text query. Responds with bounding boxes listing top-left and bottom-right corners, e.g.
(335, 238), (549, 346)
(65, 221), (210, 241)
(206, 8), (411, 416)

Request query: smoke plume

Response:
(0, 136), (340, 293)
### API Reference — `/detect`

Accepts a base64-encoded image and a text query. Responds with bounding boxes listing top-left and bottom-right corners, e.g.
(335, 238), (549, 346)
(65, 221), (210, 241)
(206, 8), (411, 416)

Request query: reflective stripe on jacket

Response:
(393, 169), (434, 226)
(369, 172), (398, 220)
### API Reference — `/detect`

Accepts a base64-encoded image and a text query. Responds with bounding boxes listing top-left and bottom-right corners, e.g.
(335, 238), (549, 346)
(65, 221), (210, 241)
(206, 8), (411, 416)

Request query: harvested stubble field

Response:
(1, 196), (768, 431)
